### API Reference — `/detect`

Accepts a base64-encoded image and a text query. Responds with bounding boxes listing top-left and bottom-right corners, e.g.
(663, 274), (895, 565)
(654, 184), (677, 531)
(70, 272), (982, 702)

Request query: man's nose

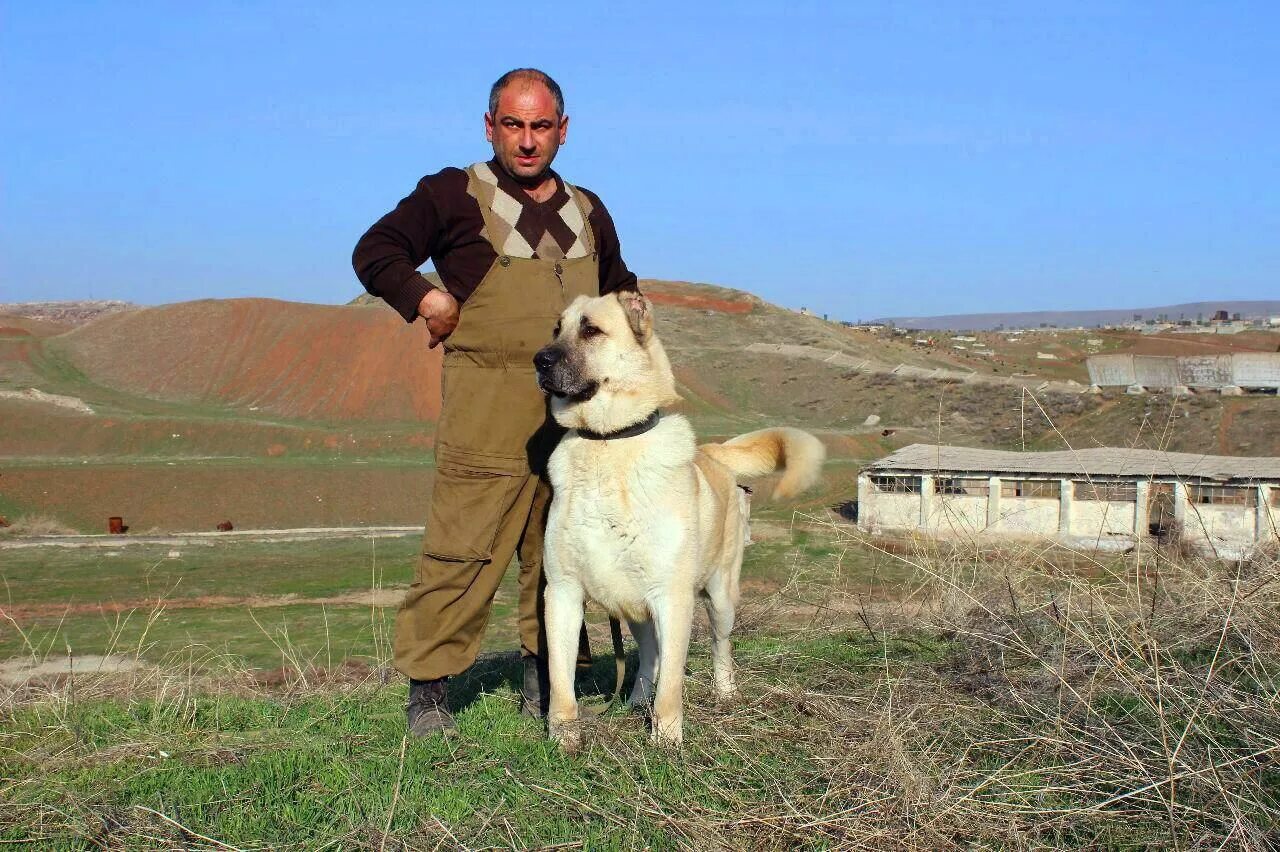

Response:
(519, 127), (536, 151)
(533, 347), (561, 372)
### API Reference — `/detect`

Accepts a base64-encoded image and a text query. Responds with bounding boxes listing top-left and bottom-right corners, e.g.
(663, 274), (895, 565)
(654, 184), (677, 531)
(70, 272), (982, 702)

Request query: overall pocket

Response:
(420, 464), (524, 563)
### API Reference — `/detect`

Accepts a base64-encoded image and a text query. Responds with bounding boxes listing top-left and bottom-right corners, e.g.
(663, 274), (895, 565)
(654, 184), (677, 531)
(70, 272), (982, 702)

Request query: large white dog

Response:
(533, 291), (824, 747)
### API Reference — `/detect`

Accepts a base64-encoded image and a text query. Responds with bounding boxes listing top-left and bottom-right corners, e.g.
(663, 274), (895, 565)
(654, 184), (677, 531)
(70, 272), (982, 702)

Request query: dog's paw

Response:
(649, 718), (683, 750)
(626, 699), (652, 720)
(548, 719), (584, 753)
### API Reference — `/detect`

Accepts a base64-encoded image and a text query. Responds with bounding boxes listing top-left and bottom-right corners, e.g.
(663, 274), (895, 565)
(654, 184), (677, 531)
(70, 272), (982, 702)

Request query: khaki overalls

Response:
(394, 164), (597, 681)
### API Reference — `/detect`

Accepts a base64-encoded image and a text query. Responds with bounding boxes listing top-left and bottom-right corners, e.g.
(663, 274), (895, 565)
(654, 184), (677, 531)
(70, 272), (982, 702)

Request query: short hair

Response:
(488, 68), (564, 118)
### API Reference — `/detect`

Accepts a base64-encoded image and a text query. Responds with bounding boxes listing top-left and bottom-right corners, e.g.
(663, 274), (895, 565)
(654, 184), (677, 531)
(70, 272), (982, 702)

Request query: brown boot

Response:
(407, 677), (456, 736)
(520, 655), (550, 718)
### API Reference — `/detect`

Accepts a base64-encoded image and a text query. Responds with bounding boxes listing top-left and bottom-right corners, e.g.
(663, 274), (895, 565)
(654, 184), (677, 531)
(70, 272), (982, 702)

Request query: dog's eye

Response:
(580, 324), (603, 339)
(553, 321), (562, 337)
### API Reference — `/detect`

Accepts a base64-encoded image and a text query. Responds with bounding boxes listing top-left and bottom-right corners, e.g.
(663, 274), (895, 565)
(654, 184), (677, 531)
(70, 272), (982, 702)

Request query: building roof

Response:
(864, 444), (1280, 482)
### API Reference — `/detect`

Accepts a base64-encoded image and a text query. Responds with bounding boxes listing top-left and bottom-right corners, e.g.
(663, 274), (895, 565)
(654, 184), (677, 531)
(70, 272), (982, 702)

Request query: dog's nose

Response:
(533, 347), (561, 372)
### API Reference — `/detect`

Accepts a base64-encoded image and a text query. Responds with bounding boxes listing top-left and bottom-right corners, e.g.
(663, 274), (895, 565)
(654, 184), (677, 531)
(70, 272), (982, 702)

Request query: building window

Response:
(1074, 481), (1137, 502)
(1000, 479), (1060, 499)
(1272, 489), (1280, 508)
(871, 475), (922, 494)
(1189, 485), (1257, 507)
(935, 477), (989, 497)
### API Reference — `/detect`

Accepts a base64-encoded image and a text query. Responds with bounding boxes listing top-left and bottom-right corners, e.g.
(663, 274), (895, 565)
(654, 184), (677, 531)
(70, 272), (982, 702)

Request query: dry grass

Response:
(0, 512), (79, 538)
(794, 519), (1280, 850)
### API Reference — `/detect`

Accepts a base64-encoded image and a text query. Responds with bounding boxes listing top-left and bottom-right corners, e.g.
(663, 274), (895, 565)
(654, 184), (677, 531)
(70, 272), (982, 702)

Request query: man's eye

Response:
(581, 325), (603, 339)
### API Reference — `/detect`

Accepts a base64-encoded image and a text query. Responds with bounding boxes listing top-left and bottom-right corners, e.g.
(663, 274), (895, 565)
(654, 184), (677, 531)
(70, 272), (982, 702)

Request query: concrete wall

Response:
(1087, 352), (1280, 389)
(1183, 503), (1256, 548)
(1070, 499), (1138, 538)
(1178, 354), (1235, 388)
(1268, 487), (1280, 540)
(858, 473), (1279, 558)
(1181, 488), (1275, 555)
(1133, 355), (1180, 388)
(859, 485), (920, 531)
(995, 497), (1060, 537)
(1232, 353), (1280, 389)
(1087, 354), (1137, 386)
(929, 495), (988, 535)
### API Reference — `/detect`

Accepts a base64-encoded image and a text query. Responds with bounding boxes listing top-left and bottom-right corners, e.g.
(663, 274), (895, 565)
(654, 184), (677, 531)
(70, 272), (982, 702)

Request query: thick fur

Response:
(699, 427), (825, 500)
(535, 291), (825, 748)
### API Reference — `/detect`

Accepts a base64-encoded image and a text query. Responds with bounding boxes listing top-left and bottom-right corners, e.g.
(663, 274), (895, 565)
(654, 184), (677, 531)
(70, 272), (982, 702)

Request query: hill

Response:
(54, 298), (442, 423)
(5, 281), (1278, 457)
(875, 299), (1280, 331)
(0, 300), (135, 327)
(2, 280), (1278, 531)
(32, 281), (956, 427)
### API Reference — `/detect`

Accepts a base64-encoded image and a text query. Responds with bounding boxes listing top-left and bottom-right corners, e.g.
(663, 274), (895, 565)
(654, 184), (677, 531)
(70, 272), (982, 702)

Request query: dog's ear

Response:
(616, 290), (653, 344)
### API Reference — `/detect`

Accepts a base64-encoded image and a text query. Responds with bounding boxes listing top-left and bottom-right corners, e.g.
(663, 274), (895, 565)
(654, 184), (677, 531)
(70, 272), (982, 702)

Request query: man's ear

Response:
(616, 291), (653, 344)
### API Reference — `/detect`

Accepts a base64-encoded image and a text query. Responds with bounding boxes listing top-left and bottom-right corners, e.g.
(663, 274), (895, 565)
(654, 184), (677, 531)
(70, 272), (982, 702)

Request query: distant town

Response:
(799, 303), (1280, 335)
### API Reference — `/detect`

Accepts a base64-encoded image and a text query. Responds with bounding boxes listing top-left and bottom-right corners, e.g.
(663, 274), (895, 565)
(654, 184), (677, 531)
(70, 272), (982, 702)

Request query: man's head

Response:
(485, 68), (567, 185)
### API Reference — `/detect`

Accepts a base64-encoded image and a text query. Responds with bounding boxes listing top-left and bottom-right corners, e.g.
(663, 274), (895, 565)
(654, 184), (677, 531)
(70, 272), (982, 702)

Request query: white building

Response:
(857, 444), (1280, 559)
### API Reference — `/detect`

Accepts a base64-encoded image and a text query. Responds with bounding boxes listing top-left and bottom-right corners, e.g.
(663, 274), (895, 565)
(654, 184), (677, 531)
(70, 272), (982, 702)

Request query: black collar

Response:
(577, 410), (661, 442)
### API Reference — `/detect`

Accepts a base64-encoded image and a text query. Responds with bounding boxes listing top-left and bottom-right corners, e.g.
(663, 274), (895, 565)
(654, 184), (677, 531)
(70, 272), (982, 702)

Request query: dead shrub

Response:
(0, 513), (78, 537)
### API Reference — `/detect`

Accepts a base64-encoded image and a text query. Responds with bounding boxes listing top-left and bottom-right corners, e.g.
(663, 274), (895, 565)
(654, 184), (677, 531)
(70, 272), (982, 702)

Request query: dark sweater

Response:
(352, 159), (638, 322)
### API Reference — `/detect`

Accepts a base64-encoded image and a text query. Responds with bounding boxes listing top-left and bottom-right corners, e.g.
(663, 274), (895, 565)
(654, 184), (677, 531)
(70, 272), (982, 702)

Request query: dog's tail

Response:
(699, 427), (825, 499)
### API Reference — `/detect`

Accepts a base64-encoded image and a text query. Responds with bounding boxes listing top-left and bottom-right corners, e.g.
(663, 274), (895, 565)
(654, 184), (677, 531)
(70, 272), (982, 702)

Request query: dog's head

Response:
(534, 291), (680, 432)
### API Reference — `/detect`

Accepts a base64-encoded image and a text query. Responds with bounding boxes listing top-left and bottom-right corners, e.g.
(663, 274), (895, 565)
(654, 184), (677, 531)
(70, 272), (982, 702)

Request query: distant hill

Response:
(874, 300), (1280, 331)
(56, 298), (443, 422)
(4, 282), (1276, 454)
(11, 280), (949, 427)
(0, 300), (135, 326)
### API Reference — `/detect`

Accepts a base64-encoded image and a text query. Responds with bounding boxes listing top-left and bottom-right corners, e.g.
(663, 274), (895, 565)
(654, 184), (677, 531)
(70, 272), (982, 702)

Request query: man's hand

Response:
(417, 289), (460, 348)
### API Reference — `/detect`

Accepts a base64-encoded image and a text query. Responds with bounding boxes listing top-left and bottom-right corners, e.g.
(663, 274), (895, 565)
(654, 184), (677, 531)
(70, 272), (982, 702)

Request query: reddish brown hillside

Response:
(641, 279), (757, 314)
(57, 299), (442, 422)
(0, 313), (74, 338)
(1114, 331), (1280, 356)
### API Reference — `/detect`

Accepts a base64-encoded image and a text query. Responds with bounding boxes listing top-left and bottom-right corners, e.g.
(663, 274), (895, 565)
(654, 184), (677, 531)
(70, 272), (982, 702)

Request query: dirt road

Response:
(0, 525), (423, 550)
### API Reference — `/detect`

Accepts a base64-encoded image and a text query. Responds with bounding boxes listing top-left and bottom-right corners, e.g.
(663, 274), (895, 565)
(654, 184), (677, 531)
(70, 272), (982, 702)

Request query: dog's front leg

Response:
(650, 589), (695, 748)
(545, 581), (585, 751)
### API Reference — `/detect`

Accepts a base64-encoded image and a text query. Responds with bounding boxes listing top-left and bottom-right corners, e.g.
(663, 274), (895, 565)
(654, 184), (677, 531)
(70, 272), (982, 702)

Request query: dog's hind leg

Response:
(650, 590), (695, 747)
(627, 619), (658, 711)
(704, 574), (738, 701)
(545, 582), (585, 750)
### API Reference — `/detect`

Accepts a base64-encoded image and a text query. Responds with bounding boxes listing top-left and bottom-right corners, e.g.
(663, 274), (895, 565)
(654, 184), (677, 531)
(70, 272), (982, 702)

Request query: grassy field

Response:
(3, 288), (1279, 846)
(2, 537), (443, 669)
(3, 530), (1276, 849)
(0, 523), (888, 671)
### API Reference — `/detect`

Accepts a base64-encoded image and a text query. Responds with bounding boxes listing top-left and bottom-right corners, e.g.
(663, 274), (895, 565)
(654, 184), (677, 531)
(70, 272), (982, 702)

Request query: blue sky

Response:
(2, 1), (1276, 320)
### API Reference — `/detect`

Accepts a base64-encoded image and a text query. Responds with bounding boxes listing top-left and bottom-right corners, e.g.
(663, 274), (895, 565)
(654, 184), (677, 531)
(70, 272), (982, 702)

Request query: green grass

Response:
(0, 630), (1222, 849)
(1, 531), (890, 669)
(3, 603), (397, 671)
(1, 538), (423, 607)
(0, 536), (530, 667)
(0, 636), (949, 849)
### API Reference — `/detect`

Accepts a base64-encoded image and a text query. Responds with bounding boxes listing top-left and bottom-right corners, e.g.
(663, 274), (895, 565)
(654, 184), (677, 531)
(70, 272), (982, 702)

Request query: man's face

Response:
(485, 80), (568, 184)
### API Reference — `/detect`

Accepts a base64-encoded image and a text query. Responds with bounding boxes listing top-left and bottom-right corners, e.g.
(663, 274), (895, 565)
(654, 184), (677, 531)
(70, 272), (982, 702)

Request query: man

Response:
(352, 69), (638, 735)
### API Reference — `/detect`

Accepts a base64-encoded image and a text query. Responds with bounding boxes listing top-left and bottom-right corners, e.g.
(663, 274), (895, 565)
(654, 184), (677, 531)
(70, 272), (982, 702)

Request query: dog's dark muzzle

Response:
(534, 345), (598, 402)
